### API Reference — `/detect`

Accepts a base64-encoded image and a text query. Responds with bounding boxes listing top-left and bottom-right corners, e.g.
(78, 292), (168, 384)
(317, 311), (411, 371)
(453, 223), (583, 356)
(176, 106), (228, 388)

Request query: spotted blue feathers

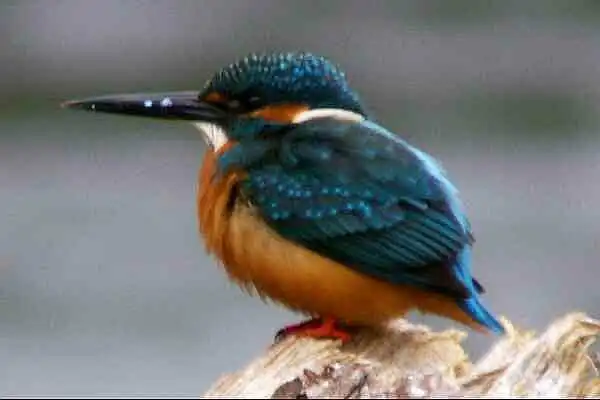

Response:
(218, 116), (504, 334)
(201, 52), (366, 115)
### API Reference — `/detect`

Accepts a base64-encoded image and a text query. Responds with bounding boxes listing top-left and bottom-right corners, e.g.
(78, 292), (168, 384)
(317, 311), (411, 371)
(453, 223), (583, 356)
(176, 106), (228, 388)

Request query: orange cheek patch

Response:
(204, 91), (227, 103)
(249, 103), (310, 123)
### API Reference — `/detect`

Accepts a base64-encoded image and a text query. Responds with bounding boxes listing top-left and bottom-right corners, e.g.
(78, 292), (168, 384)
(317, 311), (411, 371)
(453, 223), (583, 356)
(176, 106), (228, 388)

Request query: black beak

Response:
(61, 91), (227, 123)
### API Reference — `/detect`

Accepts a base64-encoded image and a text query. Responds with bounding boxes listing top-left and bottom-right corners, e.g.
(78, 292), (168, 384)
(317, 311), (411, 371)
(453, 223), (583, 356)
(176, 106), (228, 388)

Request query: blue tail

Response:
(458, 294), (505, 334)
(453, 248), (505, 334)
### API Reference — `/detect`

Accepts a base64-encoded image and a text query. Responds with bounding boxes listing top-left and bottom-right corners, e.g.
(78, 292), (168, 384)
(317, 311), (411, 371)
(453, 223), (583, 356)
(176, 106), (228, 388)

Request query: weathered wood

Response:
(202, 312), (600, 398)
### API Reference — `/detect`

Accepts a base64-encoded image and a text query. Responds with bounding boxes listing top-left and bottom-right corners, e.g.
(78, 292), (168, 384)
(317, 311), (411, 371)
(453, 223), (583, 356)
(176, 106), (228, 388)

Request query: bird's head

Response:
(63, 51), (367, 151)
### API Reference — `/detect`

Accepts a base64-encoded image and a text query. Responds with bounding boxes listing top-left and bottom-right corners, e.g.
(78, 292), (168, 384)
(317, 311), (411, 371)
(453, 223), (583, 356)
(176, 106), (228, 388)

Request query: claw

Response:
(275, 317), (353, 344)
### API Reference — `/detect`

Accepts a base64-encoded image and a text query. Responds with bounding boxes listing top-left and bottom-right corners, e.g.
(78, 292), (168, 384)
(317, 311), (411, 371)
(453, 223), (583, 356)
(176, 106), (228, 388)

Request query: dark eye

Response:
(227, 99), (242, 110)
(247, 96), (262, 105)
(219, 92), (263, 113)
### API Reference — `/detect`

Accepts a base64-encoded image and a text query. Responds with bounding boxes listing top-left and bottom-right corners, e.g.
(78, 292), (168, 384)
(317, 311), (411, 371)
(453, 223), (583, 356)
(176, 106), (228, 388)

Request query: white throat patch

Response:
(194, 122), (229, 152)
(292, 108), (365, 124)
(193, 108), (365, 152)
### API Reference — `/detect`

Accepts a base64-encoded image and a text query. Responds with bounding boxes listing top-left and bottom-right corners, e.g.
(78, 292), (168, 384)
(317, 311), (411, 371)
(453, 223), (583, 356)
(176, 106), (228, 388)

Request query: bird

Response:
(63, 51), (505, 343)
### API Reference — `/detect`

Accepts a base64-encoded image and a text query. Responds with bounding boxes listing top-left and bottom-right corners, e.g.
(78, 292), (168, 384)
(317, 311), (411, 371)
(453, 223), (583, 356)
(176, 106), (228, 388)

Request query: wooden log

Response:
(202, 312), (600, 398)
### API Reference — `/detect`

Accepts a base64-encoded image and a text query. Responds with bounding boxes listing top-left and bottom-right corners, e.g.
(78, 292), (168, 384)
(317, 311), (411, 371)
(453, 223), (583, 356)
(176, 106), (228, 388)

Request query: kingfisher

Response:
(63, 51), (505, 343)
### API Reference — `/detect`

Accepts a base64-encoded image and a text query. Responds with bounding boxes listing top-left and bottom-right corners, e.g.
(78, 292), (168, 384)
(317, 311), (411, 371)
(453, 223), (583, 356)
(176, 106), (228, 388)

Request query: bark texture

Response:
(203, 312), (600, 398)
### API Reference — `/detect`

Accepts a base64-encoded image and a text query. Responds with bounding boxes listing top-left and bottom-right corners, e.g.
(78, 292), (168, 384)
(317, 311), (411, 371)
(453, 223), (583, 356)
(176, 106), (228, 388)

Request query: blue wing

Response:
(221, 117), (483, 300)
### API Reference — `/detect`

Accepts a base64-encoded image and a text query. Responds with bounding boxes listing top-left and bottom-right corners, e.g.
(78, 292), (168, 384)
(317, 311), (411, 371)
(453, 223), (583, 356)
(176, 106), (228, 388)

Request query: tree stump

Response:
(202, 312), (600, 398)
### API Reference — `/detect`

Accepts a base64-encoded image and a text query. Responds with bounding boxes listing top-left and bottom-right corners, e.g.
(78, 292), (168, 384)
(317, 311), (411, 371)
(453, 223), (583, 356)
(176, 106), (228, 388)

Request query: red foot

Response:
(275, 317), (352, 344)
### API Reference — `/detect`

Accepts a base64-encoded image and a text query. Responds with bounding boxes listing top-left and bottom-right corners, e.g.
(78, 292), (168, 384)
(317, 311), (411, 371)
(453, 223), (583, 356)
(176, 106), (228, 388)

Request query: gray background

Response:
(2, 1), (600, 397)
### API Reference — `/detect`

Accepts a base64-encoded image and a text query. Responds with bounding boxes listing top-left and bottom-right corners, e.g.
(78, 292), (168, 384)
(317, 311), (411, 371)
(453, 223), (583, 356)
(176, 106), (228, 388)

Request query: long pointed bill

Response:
(61, 91), (227, 123)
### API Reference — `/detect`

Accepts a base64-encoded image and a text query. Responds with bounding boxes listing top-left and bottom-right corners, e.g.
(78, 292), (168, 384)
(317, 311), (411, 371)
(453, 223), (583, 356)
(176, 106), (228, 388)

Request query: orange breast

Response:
(197, 148), (482, 330)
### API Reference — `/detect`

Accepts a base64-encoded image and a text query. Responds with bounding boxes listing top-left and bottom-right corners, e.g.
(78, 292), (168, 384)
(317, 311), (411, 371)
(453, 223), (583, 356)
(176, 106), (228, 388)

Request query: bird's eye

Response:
(227, 100), (241, 110)
(247, 96), (262, 104)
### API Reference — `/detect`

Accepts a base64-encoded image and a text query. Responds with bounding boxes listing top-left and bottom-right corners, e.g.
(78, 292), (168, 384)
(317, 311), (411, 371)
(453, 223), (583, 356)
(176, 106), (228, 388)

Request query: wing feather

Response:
(231, 118), (481, 299)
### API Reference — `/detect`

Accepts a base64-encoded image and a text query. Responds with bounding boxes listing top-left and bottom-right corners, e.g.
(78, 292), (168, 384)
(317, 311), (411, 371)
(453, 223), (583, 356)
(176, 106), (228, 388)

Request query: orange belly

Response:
(197, 151), (481, 329)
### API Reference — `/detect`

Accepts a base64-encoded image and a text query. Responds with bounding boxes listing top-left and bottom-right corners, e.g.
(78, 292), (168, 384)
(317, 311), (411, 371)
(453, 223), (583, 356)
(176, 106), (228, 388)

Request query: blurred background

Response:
(2, 0), (600, 397)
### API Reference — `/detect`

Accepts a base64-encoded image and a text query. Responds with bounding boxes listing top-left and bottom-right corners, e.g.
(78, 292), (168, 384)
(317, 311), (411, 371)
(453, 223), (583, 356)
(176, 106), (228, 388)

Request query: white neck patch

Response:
(193, 108), (365, 152)
(292, 108), (365, 124)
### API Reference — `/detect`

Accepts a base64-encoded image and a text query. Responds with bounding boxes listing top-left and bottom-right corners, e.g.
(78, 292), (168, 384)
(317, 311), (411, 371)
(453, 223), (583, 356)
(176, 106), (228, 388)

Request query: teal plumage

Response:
(202, 52), (366, 117)
(218, 116), (504, 334)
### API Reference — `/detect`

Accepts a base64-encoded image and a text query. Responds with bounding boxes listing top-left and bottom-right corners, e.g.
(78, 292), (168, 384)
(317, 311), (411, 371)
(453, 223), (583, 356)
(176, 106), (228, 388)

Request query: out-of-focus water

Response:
(2, 1), (600, 397)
